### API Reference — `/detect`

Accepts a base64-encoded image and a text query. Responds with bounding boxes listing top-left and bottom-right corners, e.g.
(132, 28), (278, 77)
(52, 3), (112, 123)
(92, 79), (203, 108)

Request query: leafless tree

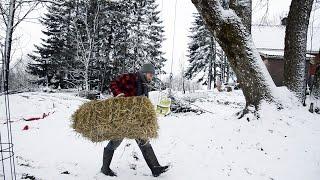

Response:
(0, 0), (63, 92)
(71, 2), (101, 92)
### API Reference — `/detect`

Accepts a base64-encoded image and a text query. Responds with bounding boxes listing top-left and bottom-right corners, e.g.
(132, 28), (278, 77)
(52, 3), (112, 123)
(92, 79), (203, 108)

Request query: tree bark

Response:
(311, 67), (320, 101)
(283, 0), (314, 103)
(226, 59), (230, 83)
(191, 0), (277, 112)
(213, 61), (217, 88)
(207, 37), (215, 90)
(223, 53), (227, 83)
(207, 59), (213, 90)
(229, 0), (252, 33)
(3, 0), (16, 92)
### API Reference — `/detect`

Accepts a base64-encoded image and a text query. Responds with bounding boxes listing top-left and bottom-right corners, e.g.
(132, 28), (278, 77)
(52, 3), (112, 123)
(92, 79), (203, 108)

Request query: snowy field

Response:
(1, 90), (320, 180)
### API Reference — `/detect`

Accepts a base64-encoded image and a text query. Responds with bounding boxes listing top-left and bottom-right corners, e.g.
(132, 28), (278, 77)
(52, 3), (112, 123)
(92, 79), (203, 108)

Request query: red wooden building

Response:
(252, 25), (320, 86)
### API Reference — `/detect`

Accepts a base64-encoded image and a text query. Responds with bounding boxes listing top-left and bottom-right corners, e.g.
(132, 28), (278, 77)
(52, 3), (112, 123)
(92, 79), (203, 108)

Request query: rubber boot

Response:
(138, 143), (169, 177)
(101, 148), (117, 176)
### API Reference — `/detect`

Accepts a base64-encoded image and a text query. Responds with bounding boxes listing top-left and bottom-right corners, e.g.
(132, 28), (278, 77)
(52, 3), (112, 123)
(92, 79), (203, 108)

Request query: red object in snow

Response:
(22, 125), (29, 130)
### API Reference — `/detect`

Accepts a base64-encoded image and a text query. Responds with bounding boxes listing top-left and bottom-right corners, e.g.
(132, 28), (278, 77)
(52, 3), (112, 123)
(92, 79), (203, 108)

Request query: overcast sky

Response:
(6, 0), (319, 75)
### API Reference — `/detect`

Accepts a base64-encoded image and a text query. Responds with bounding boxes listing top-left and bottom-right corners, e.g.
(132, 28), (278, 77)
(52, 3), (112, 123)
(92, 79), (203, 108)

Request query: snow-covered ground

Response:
(1, 90), (320, 180)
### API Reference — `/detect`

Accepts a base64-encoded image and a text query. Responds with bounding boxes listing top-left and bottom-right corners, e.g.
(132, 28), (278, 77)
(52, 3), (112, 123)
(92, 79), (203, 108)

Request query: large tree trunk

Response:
(3, 0), (16, 92)
(191, 0), (277, 114)
(283, 0), (314, 103)
(229, 0), (252, 33)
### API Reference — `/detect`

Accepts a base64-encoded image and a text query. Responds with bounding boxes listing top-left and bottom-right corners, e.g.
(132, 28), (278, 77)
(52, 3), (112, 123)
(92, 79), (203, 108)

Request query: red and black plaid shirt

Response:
(109, 73), (138, 97)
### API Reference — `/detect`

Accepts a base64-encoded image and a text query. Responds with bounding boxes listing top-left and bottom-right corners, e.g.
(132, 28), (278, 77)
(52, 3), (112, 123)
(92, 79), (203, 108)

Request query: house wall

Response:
(262, 57), (284, 86)
(309, 53), (320, 75)
(262, 54), (317, 87)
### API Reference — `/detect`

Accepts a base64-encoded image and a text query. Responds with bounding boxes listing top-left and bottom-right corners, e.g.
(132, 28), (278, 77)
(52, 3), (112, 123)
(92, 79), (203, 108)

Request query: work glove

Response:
(116, 93), (125, 97)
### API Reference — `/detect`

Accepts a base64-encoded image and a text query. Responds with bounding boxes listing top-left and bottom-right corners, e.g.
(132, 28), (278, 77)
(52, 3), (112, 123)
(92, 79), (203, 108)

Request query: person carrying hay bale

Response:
(101, 63), (170, 177)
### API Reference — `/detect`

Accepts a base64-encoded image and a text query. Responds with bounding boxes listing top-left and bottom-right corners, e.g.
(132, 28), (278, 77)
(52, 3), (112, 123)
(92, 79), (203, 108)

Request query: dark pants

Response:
(105, 139), (151, 151)
(103, 138), (168, 176)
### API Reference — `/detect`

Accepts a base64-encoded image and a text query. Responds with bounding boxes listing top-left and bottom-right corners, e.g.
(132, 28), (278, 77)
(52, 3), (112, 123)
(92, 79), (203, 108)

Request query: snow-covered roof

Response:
(252, 25), (320, 53)
(258, 48), (315, 59)
(259, 49), (284, 57)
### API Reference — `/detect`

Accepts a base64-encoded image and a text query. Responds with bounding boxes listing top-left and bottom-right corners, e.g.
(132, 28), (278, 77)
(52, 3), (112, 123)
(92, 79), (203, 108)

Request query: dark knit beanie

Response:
(140, 63), (155, 75)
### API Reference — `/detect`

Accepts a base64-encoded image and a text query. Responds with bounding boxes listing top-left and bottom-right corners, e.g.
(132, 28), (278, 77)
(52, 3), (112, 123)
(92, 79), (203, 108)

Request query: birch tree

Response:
(72, 0), (102, 92)
(1, 0), (16, 92)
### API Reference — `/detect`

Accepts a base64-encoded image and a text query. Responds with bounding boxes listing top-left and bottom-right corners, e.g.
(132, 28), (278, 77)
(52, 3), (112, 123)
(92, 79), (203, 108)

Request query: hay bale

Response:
(71, 96), (158, 142)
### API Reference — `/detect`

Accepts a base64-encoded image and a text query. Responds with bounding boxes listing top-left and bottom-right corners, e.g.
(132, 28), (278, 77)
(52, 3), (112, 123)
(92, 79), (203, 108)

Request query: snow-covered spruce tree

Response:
(122, 0), (166, 73)
(283, 0), (314, 103)
(93, 0), (118, 92)
(67, 0), (165, 92)
(27, 0), (76, 88)
(105, 0), (144, 74)
(101, 1), (130, 77)
(145, 0), (166, 74)
(127, 0), (148, 72)
(185, 13), (220, 89)
(28, 0), (165, 92)
(191, 0), (278, 116)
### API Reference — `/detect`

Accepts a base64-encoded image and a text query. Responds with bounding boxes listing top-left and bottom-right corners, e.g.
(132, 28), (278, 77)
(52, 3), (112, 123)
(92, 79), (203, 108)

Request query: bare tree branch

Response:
(16, 0), (64, 6)
(259, 0), (269, 25)
(0, 2), (8, 26)
(13, 1), (39, 29)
